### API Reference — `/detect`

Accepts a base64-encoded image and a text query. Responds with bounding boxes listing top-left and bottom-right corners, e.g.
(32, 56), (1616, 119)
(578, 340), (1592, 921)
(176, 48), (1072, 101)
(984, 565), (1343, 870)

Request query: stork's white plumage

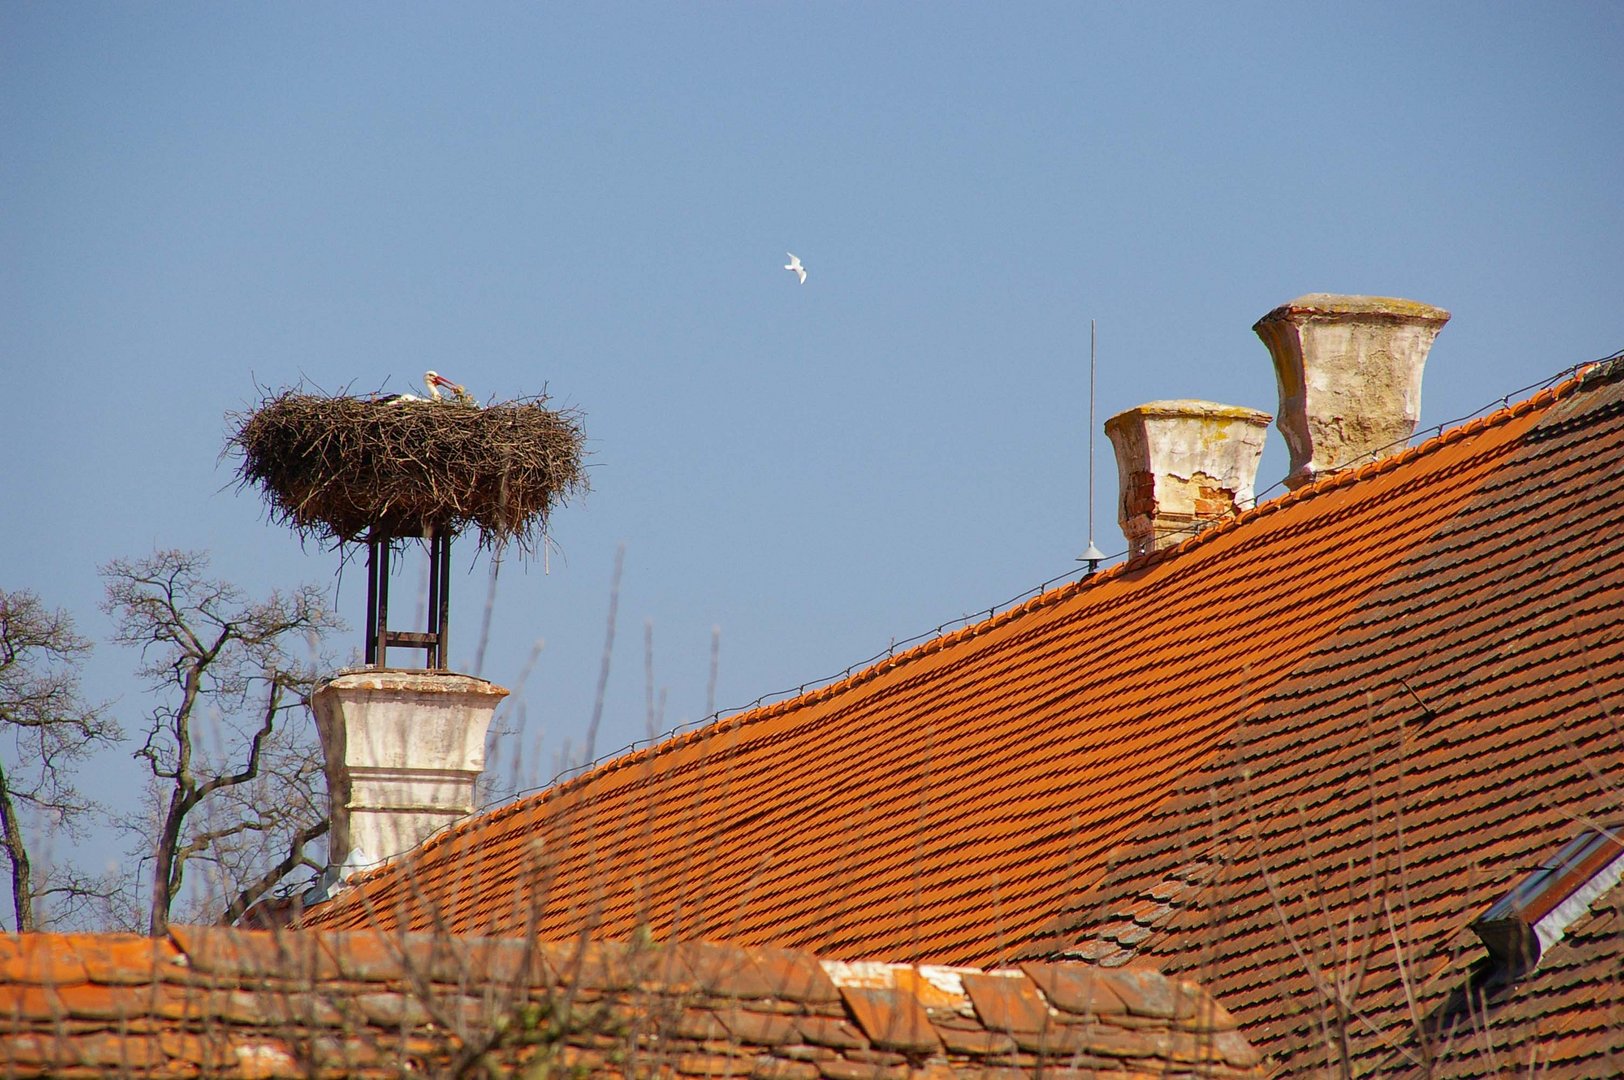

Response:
(784, 252), (806, 285)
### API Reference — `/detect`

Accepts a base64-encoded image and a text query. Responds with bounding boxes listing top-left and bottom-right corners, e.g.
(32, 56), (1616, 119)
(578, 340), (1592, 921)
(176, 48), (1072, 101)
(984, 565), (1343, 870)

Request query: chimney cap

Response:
(1105, 399), (1273, 429)
(1254, 294), (1451, 330)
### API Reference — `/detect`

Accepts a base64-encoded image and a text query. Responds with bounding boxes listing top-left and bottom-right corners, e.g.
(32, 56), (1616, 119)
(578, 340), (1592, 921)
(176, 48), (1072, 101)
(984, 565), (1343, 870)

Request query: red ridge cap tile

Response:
(749, 945), (843, 1004)
(1019, 962), (1129, 1016)
(0, 984), (65, 1021)
(76, 935), (177, 987)
(794, 1013), (869, 1050)
(959, 971), (1048, 1033)
(1097, 966), (1202, 1020)
(168, 924), (322, 982)
(0, 928), (1265, 1078)
(714, 1004), (800, 1046)
(836, 985), (943, 1054)
(0, 934), (92, 985)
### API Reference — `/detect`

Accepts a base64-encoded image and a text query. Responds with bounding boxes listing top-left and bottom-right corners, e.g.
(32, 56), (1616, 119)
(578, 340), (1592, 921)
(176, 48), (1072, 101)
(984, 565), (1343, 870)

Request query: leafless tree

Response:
(101, 549), (341, 936)
(0, 588), (122, 932)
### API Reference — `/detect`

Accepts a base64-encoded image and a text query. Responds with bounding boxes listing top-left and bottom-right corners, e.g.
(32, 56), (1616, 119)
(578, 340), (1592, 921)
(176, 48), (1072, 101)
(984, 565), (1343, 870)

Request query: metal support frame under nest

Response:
(365, 531), (452, 670)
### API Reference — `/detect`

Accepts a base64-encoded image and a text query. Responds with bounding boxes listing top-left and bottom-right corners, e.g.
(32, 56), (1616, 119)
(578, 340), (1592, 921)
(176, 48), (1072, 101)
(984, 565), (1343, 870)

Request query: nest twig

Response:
(226, 390), (587, 552)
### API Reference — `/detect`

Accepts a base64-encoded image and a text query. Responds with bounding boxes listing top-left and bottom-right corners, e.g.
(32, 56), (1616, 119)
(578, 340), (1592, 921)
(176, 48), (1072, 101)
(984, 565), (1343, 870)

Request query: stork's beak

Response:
(429, 374), (453, 388)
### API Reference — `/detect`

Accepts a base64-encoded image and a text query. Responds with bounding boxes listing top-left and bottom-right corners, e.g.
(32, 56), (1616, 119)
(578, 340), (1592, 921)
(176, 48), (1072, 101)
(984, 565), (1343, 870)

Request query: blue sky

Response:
(3, 2), (1621, 886)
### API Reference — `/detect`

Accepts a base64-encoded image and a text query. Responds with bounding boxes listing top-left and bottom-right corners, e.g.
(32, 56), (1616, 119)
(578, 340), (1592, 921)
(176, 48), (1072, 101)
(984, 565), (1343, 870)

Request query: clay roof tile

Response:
(0, 930), (1259, 1078)
(1031, 359), (1624, 1078)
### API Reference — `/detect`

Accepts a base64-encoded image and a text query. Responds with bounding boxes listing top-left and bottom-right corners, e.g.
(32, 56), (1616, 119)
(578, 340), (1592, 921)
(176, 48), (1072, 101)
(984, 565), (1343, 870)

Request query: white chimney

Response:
(313, 670), (509, 871)
(1253, 294), (1451, 489)
(1104, 400), (1272, 559)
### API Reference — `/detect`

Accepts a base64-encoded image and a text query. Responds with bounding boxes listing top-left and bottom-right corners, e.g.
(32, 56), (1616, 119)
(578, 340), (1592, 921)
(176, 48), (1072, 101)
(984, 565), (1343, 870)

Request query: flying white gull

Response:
(784, 252), (807, 285)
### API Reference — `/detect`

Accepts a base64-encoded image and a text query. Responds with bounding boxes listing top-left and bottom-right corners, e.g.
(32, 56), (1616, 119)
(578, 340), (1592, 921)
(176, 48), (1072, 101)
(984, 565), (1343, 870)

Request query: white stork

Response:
(380, 370), (468, 405)
(423, 370), (463, 400)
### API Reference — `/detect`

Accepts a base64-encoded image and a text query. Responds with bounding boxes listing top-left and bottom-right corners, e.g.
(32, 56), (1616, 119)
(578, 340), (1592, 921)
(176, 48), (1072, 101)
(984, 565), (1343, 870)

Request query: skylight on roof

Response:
(1470, 824), (1624, 977)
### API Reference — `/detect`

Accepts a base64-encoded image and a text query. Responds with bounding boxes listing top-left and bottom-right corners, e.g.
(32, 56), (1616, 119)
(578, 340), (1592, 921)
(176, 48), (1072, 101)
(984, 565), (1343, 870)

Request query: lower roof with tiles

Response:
(300, 355), (1609, 985)
(1023, 357), (1624, 1077)
(0, 927), (1261, 1078)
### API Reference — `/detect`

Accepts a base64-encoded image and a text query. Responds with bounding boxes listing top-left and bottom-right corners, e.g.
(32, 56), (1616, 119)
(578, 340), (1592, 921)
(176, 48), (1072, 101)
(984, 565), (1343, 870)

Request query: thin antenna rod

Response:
(1088, 319), (1096, 543)
(1080, 318), (1106, 573)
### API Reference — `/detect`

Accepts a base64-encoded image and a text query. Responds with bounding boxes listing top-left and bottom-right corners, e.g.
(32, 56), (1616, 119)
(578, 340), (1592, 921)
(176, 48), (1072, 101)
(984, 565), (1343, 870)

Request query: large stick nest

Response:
(227, 391), (587, 552)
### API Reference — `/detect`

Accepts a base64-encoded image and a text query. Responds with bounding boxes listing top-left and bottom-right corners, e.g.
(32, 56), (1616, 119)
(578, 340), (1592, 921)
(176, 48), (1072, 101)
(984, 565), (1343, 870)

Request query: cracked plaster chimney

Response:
(313, 670), (508, 873)
(1104, 400), (1272, 559)
(1254, 294), (1451, 490)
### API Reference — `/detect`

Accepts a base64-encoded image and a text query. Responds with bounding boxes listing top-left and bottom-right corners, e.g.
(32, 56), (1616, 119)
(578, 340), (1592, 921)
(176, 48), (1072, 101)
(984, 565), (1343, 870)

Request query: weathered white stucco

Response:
(1104, 400), (1272, 558)
(313, 669), (509, 871)
(1253, 294), (1450, 490)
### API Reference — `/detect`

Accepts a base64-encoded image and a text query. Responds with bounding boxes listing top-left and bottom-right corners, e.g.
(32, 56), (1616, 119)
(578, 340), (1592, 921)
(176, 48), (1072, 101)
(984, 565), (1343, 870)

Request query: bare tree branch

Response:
(219, 817), (330, 927)
(101, 549), (341, 935)
(0, 589), (120, 932)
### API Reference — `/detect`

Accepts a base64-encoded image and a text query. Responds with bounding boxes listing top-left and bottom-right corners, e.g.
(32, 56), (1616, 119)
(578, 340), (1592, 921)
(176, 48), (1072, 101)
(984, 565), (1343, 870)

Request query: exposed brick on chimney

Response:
(1105, 401), (1272, 558)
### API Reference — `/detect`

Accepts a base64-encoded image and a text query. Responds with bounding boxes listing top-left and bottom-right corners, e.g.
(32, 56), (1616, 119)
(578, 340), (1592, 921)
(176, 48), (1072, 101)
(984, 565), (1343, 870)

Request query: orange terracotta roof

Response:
(299, 363), (1589, 971)
(1026, 358), (1624, 1076)
(0, 927), (1261, 1078)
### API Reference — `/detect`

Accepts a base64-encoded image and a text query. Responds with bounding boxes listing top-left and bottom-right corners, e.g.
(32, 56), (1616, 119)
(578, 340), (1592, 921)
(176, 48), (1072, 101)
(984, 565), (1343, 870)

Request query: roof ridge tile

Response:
(0, 928), (1264, 1078)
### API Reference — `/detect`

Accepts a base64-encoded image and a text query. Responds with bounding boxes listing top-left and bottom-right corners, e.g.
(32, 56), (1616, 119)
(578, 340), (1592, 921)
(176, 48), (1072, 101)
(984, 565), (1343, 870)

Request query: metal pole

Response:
(365, 537), (379, 666)
(1089, 318), (1096, 545)
(376, 539), (392, 668)
(426, 531), (441, 669)
(437, 533), (452, 670)
(1080, 319), (1106, 573)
